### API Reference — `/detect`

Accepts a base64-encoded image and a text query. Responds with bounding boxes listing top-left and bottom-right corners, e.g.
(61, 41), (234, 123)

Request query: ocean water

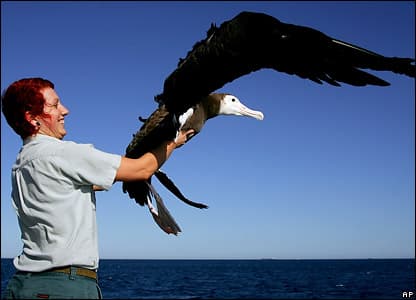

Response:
(1, 258), (414, 299)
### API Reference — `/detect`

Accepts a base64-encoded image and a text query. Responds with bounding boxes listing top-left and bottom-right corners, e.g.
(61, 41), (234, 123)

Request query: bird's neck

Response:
(201, 95), (221, 119)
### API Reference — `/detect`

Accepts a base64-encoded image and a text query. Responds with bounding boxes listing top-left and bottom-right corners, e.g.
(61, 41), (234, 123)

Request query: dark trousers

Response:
(2, 267), (102, 299)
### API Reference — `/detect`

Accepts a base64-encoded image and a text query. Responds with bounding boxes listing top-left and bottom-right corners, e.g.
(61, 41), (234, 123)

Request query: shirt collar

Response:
(23, 134), (60, 145)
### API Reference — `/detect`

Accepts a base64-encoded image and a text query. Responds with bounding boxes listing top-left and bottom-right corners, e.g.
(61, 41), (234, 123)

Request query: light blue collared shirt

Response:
(10, 134), (121, 272)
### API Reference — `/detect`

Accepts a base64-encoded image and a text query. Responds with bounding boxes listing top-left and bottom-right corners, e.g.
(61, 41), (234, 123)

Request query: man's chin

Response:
(59, 130), (67, 140)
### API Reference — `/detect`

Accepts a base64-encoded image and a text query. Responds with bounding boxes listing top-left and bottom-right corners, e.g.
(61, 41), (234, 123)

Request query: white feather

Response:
(175, 107), (194, 143)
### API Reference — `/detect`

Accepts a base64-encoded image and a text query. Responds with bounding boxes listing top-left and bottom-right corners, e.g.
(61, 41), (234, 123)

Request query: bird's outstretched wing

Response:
(155, 11), (415, 113)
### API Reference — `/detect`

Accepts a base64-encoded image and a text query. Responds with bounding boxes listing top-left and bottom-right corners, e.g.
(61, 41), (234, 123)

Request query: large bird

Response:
(124, 93), (264, 234)
(123, 11), (415, 235)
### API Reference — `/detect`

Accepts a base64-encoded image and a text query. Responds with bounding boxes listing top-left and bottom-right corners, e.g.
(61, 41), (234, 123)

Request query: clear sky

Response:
(1, 1), (414, 260)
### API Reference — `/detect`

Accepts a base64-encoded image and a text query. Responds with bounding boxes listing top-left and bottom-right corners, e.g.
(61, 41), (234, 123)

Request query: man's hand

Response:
(174, 129), (195, 148)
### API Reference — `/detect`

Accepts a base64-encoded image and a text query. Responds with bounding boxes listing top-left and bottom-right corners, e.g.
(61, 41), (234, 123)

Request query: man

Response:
(1, 77), (194, 299)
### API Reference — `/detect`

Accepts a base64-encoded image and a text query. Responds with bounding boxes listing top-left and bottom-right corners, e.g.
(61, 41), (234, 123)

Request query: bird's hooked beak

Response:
(219, 94), (264, 120)
(237, 102), (264, 120)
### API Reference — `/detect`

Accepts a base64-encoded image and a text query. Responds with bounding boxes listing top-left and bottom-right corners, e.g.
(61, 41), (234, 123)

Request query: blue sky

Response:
(1, 1), (414, 260)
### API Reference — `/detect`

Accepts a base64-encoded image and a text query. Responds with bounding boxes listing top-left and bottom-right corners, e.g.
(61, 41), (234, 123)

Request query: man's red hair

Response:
(2, 78), (54, 139)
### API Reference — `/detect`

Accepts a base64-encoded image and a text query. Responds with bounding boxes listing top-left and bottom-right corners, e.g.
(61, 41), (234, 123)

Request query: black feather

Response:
(154, 170), (209, 209)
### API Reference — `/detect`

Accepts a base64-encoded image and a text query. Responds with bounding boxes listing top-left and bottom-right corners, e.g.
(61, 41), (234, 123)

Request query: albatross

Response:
(122, 11), (415, 235)
(123, 93), (264, 234)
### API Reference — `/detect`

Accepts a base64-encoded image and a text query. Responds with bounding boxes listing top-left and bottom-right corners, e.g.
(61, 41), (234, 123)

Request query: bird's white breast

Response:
(178, 107), (194, 129)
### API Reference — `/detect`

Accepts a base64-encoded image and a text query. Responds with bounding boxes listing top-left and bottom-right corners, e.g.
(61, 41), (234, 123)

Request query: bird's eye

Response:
(231, 98), (236, 102)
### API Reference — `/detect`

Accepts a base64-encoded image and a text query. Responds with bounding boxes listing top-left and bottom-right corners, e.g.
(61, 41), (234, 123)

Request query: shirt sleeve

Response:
(55, 141), (122, 190)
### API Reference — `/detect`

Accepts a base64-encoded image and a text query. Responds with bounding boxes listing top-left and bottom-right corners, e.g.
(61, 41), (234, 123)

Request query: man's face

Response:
(38, 87), (69, 140)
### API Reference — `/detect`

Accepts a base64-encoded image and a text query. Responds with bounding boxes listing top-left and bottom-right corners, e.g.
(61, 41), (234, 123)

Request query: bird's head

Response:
(218, 94), (264, 120)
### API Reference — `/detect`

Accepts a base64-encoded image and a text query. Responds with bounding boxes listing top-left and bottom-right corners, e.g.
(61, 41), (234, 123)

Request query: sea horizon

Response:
(2, 257), (414, 260)
(2, 258), (414, 299)
(2, 257), (415, 260)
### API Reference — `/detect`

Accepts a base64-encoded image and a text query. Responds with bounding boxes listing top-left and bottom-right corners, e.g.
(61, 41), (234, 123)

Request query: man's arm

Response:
(114, 129), (194, 182)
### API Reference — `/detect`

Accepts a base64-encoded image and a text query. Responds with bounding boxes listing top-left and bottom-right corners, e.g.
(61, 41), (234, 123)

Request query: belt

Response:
(50, 266), (97, 280)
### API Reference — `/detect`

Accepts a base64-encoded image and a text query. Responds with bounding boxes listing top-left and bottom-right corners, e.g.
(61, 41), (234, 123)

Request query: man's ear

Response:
(24, 111), (40, 127)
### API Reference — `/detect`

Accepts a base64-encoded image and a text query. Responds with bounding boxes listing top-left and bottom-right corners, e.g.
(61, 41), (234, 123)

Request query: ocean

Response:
(1, 258), (414, 299)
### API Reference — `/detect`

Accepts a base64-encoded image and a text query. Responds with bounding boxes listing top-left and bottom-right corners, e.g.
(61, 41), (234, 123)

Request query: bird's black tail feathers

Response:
(146, 181), (182, 235)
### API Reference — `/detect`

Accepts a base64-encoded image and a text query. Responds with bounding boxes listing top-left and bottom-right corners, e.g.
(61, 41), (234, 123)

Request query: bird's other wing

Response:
(155, 11), (415, 113)
(125, 105), (175, 158)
